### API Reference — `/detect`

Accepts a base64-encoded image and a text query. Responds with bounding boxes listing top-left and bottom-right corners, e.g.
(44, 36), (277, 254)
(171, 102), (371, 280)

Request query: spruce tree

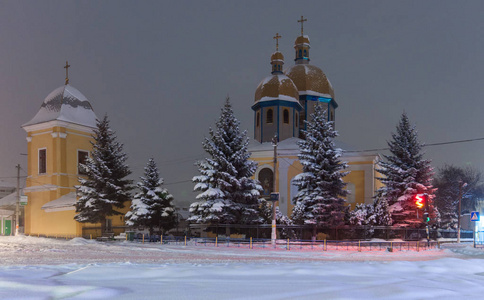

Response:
(189, 97), (263, 225)
(75, 114), (132, 234)
(376, 112), (436, 227)
(291, 104), (349, 237)
(125, 158), (175, 235)
(434, 165), (482, 229)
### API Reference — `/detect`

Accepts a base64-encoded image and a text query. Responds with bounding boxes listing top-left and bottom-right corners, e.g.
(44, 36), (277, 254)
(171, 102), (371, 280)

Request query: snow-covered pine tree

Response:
(349, 197), (392, 226)
(291, 104), (349, 238)
(433, 165), (482, 229)
(125, 158), (175, 235)
(75, 114), (132, 234)
(189, 97), (263, 225)
(376, 112), (436, 227)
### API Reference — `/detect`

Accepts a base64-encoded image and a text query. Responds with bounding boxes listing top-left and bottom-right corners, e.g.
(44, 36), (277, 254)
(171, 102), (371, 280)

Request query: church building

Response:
(22, 63), (128, 238)
(250, 18), (382, 216)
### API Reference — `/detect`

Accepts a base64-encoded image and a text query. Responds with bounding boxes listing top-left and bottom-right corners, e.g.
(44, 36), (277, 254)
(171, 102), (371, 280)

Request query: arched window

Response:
(278, 65), (281, 71)
(303, 49), (307, 57)
(283, 109), (289, 124)
(258, 168), (274, 197)
(266, 109), (273, 124)
(298, 49), (302, 58)
(256, 112), (260, 127)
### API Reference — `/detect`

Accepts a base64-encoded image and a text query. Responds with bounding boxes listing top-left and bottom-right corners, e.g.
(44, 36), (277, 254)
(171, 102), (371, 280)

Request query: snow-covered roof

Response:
(0, 190), (23, 206)
(0, 209), (14, 217)
(254, 74), (300, 103)
(41, 192), (76, 211)
(23, 85), (98, 128)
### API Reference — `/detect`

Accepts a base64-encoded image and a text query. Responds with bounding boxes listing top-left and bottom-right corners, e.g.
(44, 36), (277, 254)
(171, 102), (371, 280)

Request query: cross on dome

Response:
(273, 33), (281, 51)
(298, 16), (307, 35)
(64, 61), (70, 85)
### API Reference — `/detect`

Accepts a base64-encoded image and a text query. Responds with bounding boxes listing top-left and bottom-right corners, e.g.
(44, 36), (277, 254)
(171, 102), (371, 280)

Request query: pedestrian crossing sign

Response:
(470, 211), (480, 222)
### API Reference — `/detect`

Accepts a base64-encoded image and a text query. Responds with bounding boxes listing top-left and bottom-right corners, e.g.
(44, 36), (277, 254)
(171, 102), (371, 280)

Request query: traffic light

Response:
(423, 212), (430, 223)
(415, 194), (425, 209)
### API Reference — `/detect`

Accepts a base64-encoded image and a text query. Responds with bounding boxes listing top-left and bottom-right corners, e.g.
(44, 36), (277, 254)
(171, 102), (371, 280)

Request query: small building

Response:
(21, 69), (129, 238)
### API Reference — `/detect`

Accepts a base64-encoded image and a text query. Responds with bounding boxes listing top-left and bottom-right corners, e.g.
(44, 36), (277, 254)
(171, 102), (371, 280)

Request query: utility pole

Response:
(15, 164), (20, 236)
(271, 135), (278, 247)
(457, 181), (468, 243)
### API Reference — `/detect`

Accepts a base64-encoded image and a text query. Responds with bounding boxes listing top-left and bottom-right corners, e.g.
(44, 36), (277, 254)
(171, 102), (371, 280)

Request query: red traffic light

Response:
(415, 194), (425, 209)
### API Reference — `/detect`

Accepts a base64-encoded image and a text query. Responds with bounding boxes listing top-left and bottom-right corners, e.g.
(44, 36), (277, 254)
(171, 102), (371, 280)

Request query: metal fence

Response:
(126, 235), (440, 252)
(188, 224), (474, 241)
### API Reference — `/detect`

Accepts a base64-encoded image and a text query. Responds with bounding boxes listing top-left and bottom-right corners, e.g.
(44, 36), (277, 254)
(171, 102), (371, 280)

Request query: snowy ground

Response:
(1, 236), (484, 299)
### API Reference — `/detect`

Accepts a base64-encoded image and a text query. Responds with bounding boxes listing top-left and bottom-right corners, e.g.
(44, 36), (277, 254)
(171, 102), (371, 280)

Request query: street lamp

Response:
(457, 181), (468, 243)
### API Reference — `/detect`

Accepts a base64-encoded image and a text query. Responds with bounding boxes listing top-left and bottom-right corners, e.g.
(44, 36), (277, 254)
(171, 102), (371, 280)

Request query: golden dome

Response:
(254, 74), (299, 102)
(295, 35), (310, 46)
(285, 64), (334, 98)
(271, 51), (284, 61)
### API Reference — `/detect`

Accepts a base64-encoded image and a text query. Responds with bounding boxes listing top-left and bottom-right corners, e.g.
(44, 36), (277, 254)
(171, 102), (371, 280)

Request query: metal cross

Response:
(298, 16), (307, 35)
(64, 61), (70, 85)
(273, 33), (281, 51)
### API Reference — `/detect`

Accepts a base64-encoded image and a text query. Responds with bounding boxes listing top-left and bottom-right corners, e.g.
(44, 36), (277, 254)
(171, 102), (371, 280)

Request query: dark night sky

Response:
(1, 0), (483, 206)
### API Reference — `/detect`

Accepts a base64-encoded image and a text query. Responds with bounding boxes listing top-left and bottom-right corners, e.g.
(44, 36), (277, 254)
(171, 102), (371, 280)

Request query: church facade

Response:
(22, 68), (128, 238)
(250, 21), (382, 216)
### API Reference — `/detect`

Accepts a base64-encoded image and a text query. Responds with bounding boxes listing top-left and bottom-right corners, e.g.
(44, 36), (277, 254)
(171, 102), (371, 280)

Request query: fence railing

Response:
(188, 224), (474, 241)
(124, 235), (441, 252)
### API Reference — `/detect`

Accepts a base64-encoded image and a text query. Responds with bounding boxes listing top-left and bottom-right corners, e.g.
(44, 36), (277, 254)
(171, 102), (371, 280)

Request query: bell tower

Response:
(252, 34), (302, 143)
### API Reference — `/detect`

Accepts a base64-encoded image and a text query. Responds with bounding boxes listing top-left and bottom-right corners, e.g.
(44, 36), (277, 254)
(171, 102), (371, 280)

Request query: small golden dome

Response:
(271, 51), (284, 61)
(285, 64), (334, 99)
(295, 35), (310, 46)
(254, 75), (299, 102)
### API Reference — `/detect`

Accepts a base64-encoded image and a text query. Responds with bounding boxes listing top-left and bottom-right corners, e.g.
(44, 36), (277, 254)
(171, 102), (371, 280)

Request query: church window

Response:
(266, 109), (273, 124)
(256, 112), (260, 127)
(298, 49), (302, 58)
(38, 148), (46, 174)
(258, 168), (274, 198)
(78, 150), (89, 175)
(303, 49), (307, 57)
(278, 65), (281, 71)
(283, 109), (289, 124)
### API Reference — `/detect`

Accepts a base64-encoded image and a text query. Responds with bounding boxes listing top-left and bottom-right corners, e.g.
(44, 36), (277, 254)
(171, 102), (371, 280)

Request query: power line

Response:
(343, 137), (484, 153)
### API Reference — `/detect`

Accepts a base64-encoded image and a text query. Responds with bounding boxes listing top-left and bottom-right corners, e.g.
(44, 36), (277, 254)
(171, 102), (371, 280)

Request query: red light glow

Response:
(415, 194), (424, 209)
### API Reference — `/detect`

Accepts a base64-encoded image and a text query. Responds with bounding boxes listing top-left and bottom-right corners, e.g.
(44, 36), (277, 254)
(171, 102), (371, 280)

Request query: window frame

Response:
(266, 109), (274, 124)
(38, 148), (47, 174)
(77, 150), (90, 175)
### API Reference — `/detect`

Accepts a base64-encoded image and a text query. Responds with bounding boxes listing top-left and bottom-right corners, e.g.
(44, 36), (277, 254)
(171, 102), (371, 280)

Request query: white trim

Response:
(23, 120), (95, 134)
(31, 130), (53, 137)
(51, 132), (58, 138)
(23, 184), (59, 193)
(26, 137), (32, 142)
(66, 131), (93, 139)
(44, 206), (76, 213)
(59, 133), (67, 139)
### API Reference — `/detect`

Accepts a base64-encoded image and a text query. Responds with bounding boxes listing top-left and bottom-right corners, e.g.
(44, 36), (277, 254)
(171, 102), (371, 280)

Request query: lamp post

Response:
(271, 135), (278, 247)
(15, 164), (20, 236)
(457, 181), (468, 243)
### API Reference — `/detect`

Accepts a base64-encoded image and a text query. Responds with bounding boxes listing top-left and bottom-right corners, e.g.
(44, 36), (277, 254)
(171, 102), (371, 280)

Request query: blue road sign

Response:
(470, 211), (480, 222)
(269, 192), (279, 202)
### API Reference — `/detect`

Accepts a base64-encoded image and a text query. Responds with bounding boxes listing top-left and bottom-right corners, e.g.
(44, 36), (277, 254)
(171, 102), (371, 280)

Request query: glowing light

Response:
(415, 194), (424, 209)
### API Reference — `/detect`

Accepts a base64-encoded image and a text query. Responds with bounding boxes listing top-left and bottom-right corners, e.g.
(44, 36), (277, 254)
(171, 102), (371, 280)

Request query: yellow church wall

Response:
(343, 170), (365, 209)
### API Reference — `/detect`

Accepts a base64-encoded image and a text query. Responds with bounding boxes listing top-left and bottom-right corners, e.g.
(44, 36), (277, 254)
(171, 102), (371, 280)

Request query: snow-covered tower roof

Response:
(23, 84), (98, 129)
